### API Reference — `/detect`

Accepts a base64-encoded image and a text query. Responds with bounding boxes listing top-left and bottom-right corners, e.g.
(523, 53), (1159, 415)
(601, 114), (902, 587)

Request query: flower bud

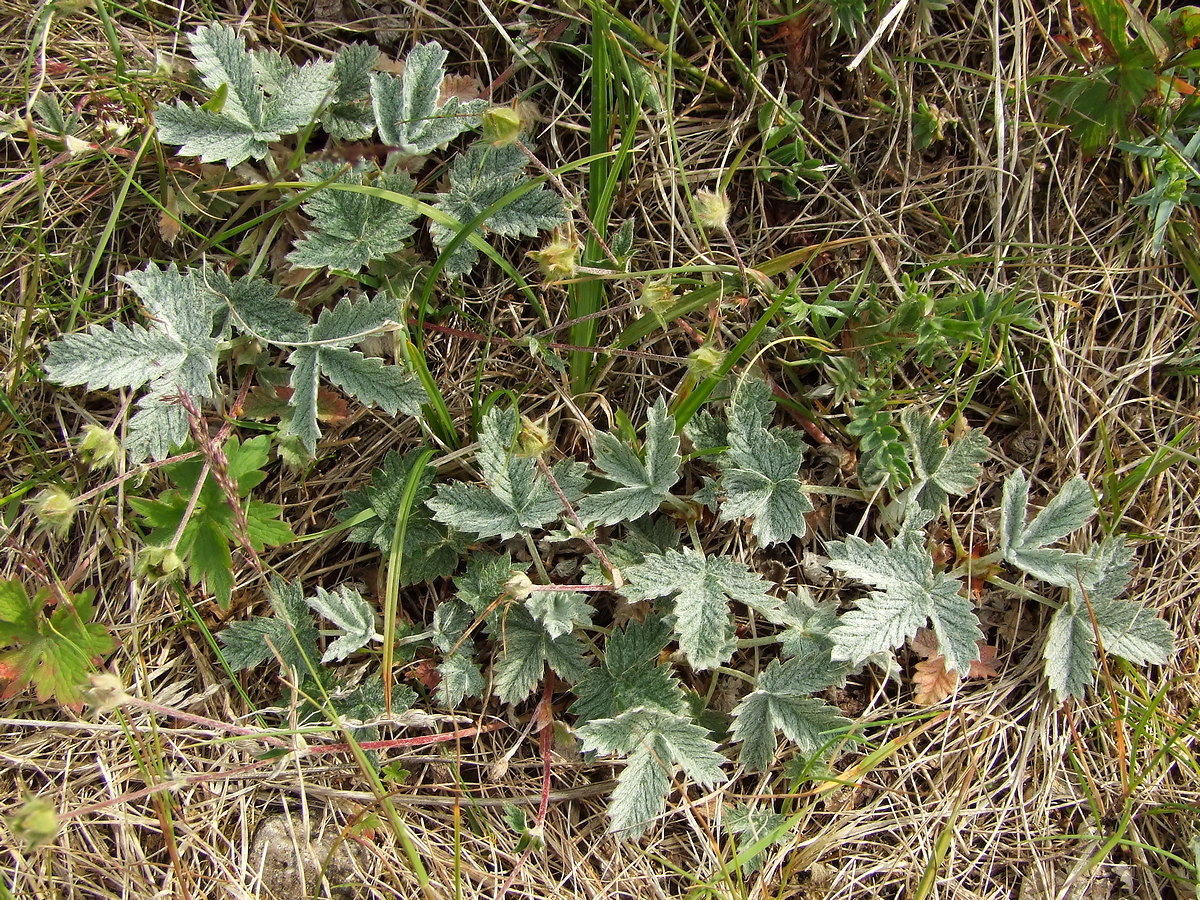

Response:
(638, 278), (675, 324)
(695, 188), (731, 231)
(136, 545), (183, 582)
(77, 425), (121, 470)
(517, 416), (553, 458)
(686, 344), (726, 378)
(528, 227), (580, 280)
(505, 570), (535, 601)
(482, 106), (523, 147)
(8, 795), (59, 849)
(30, 486), (79, 538)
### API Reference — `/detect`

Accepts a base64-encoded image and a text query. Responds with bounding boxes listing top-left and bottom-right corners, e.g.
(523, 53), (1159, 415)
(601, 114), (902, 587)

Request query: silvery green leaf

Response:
(622, 548), (778, 671)
(305, 585), (380, 663)
(318, 348), (427, 414)
(727, 377), (775, 434)
(44, 262), (235, 463)
(827, 531), (982, 675)
(428, 407), (586, 539)
(369, 42), (486, 154)
(775, 590), (839, 660)
(432, 599), (474, 654)
(282, 295), (424, 453)
(287, 162), (419, 273)
(155, 24), (333, 165)
(900, 408), (988, 511)
(578, 398), (681, 526)
(577, 708), (728, 835)
(219, 579), (319, 672)
(683, 410), (727, 454)
(220, 271), (307, 343)
(731, 658), (851, 771)
(44, 322), (185, 392)
(490, 605), (589, 704)
(454, 552), (514, 615)
(717, 423), (812, 545)
(429, 143), (568, 276)
(436, 649), (485, 706)
(322, 43), (379, 139)
(570, 617), (685, 723)
(525, 590), (592, 640)
(1000, 471), (1098, 587)
(725, 803), (789, 874)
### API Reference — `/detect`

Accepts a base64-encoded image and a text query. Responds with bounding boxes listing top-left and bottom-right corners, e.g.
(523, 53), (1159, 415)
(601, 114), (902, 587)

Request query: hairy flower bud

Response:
(30, 486), (79, 538)
(695, 188), (731, 231)
(687, 344), (726, 378)
(528, 227), (580, 280)
(482, 106), (524, 147)
(77, 425), (121, 471)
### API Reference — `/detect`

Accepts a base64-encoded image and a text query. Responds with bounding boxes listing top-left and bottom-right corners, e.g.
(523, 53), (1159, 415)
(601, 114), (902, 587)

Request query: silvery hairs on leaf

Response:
(577, 397), (681, 526)
(826, 528), (982, 677)
(369, 42), (487, 155)
(155, 24), (334, 166)
(43, 263), (234, 463)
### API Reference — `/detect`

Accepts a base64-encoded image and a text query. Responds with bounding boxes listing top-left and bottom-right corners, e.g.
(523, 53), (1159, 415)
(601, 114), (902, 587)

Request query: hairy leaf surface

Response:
(622, 548), (778, 670)
(578, 398), (681, 525)
(577, 708), (728, 834)
(287, 162), (419, 273)
(827, 531), (981, 675)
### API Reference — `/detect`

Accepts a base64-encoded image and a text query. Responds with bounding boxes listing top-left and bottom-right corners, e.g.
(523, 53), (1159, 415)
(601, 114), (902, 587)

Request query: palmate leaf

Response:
(429, 143), (568, 276)
(218, 577), (319, 672)
(44, 262), (239, 462)
(305, 585), (380, 663)
(369, 42), (486, 155)
(570, 617), (686, 723)
(321, 43), (379, 140)
(999, 471), (1099, 587)
(337, 450), (464, 586)
(578, 398), (681, 526)
(900, 408), (988, 512)
(427, 408), (587, 539)
(128, 435), (296, 607)
(731, 657), (851, 771)
(287, 161), (420, 273)
(826, 530), (982, 676)
(155, 24), (334, 166)
(717, 424), (812, 546)
(0, 582), (116, 712)
(1043, 538), (1174, 700)
(577, 707), (728, 835)
(621, 548), (779, 671)
(285, 295), (426, 453)
(489, 605), (589, 704)
(775, 590), (839, 660)
(525, 590), (593, 640)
